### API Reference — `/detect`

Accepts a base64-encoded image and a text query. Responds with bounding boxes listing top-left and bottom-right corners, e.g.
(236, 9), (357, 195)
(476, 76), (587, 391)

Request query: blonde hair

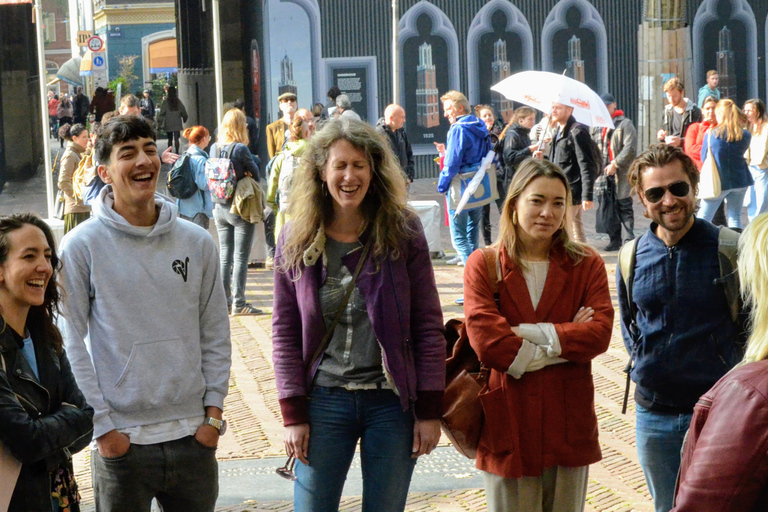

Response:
(439, 90), (470, 116)
(495, 158), (589, 268)
(278, 119), (414, 276)
(218, 108), (249, 146)
(714, 99), (746, 143)
(738, 213), (768, 362)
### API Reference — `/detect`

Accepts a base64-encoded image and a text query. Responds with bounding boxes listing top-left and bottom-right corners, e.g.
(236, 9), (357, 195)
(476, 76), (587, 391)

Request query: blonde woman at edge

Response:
(672, 213), (768, 511)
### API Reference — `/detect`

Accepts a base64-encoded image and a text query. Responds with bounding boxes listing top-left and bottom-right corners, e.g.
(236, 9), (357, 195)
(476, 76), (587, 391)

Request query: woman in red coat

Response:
(463, 158), (613, 512)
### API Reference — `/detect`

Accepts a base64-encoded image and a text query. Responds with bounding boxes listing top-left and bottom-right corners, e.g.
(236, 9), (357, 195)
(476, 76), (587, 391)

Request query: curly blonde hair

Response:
(738, 214), (768, 363)
(278, 119), (414, 275)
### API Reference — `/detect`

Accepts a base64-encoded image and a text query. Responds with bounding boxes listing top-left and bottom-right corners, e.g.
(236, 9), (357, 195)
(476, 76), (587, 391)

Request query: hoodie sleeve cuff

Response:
(203, 390), (227, 411)
(279, 396), (310, 426)
(414, 390), (444, 420)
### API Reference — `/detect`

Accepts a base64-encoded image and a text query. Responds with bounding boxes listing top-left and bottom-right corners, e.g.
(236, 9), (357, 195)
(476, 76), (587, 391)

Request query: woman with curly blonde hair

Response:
(272, 119), (445, 512)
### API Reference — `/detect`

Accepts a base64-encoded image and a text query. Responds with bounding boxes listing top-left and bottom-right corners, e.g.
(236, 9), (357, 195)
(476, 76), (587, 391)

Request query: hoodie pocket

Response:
(110, 338), (204, 413)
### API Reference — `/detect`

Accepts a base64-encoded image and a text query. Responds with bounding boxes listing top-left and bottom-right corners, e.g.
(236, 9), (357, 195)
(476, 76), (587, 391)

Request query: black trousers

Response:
(608, 197), (635, 243)
(481, 177), (507, 245)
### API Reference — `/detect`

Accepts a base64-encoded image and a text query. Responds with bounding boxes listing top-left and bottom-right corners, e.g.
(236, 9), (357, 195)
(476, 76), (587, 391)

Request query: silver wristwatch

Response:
(204, 417), (227, 436)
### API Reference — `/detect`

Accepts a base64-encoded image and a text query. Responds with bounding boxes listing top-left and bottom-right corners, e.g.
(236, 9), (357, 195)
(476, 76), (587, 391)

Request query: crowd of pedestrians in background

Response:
(5, 65), (768, 512)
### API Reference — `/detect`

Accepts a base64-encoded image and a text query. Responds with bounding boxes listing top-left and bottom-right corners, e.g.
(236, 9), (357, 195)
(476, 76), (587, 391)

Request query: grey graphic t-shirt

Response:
(314, 237), (385, 387)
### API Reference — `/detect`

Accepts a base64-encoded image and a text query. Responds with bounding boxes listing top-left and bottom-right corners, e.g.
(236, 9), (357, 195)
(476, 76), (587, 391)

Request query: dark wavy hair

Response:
(95, 115), (157, 164)
(627, 143), (700, 198)
(0, 213), (63, 354)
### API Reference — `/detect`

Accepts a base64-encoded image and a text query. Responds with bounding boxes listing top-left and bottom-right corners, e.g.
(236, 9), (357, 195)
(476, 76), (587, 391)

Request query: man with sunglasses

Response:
(617, 144), (745, 512)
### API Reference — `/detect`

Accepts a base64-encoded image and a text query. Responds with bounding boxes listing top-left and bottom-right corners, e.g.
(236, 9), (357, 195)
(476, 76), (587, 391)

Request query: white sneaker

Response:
(446, 255), (461, 265)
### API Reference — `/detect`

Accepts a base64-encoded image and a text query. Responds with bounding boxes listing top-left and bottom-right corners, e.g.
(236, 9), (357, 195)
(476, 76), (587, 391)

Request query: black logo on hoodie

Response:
(172, 257), (189, 282)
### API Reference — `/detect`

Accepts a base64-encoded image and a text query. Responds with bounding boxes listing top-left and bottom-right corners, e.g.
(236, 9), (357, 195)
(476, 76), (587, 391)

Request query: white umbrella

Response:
(491, 70), (614, 129)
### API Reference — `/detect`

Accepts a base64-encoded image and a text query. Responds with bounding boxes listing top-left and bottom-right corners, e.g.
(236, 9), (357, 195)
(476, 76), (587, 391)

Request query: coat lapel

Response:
(499, 253), (537, 322)
(534, 248), (569, 321)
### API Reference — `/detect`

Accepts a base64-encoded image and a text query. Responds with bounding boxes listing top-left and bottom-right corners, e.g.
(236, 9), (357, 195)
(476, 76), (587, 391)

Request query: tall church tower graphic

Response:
(416, 43), (439, 128)
(717, 26), (736, 99)
(278, 53), (298, 97)
(566, 36), (585, 83)
(491, 39), (513, 123)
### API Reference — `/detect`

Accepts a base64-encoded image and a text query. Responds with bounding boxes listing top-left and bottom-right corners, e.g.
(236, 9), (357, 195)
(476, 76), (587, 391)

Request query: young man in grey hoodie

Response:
(58, 115), (231, 511)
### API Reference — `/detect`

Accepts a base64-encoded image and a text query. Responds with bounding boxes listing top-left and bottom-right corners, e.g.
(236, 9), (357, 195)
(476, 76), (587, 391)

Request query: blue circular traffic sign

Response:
(94, 56), (104, 67)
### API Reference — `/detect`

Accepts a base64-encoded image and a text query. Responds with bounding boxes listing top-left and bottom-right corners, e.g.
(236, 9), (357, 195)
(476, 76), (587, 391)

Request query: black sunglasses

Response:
(643, 181), (690, 203)
(275, 456), (297, 481)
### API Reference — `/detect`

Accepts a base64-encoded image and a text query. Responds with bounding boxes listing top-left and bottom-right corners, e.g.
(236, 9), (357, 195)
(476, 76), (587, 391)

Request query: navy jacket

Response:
(548, 116), (598, 204)
(617, 219), (744, 413)
(437, 115), (491, 194)
(701, 129), (753, 191)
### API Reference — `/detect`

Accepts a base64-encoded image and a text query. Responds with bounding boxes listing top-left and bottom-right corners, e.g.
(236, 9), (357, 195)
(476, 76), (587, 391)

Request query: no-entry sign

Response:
(87, 35), (104, 52)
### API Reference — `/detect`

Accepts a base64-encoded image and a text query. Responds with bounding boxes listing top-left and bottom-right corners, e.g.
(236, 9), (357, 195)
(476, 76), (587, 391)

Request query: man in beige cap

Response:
(266, 92), (298, 159)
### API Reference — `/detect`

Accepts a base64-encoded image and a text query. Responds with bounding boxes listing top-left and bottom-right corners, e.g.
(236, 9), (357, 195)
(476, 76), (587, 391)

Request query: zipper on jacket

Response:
(710, 334), (729, 367)
(17, 371), (50, 416)
(389, 261), (415, 405)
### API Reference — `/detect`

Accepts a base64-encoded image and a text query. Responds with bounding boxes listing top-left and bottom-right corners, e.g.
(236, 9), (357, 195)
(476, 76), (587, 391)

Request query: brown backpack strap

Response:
(480, 247), (500, 293)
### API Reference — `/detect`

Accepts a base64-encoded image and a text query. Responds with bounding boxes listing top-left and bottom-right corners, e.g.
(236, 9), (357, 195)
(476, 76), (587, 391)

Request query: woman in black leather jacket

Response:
(0, 213), (93, 512)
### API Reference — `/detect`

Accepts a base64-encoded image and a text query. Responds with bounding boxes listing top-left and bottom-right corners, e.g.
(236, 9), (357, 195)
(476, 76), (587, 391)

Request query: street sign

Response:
(87, 35), (104, 52)
(93, 55), (105, 67)
(77, 31), (92, 47)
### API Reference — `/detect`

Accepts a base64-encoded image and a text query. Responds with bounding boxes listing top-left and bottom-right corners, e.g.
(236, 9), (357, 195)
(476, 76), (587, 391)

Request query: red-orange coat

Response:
(463, 243), (613, 479)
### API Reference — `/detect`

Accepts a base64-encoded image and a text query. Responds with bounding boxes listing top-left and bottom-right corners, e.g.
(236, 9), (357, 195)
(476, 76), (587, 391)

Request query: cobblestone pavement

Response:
(2, 163), (657, 511)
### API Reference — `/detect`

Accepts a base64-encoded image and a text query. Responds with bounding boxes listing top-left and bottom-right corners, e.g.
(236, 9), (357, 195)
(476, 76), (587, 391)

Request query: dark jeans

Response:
(481, 177), (507, 245)
(294, 387), (416, 512)
(91, 436), (218, 512)
(213, 204), (256, 308)
(263, 206), (276, 258)
(608, 197), (635, 244)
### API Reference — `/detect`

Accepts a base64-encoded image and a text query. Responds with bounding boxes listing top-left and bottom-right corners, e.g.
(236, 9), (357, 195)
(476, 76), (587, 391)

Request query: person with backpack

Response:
(210, 109), (263, 316)
(56, 123), (90, 233)
(267, 116), (310, 238)
(617, 144), (746, 512)
(463, 158), (612, 512)
(172, 126), (213, 229)
(547, 102), (601, 243)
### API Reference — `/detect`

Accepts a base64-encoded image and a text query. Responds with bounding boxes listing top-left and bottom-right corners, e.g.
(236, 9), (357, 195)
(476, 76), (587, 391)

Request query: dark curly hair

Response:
(95, 115), (157, 164)
(0, 213), (63, 354)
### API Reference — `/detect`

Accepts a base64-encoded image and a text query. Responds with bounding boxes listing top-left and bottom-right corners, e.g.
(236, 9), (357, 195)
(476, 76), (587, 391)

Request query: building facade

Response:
(416, 42), (439, 129)
(491, 39), (513, 123)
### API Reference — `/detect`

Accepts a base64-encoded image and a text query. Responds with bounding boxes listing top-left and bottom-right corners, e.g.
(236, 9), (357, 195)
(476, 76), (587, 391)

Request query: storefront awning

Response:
(149, 38), (177, 74)
(79, 50), (93, 76)
(57, 57), (83, 87)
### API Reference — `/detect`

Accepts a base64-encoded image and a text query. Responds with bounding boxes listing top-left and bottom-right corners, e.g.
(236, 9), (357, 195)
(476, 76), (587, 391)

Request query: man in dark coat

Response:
(548, 102), (600, 243)
(375, 104), (414, 182)
(72, 86), (90, 125)
(591, 93), (638, 251)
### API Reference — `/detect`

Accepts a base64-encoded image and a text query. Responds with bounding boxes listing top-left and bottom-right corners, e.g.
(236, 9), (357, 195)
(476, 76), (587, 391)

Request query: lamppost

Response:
(392, 0), (398, 104)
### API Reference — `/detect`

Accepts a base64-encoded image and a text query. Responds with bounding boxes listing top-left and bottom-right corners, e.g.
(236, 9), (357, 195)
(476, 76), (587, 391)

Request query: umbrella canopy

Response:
(491, 70), (614, 129)
(57, 57), (83, 87)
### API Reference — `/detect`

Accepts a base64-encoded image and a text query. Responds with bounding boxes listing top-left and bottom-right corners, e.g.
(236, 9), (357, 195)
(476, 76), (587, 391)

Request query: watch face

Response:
(207, 417), (226, 435)
(219, 420), (227, 436)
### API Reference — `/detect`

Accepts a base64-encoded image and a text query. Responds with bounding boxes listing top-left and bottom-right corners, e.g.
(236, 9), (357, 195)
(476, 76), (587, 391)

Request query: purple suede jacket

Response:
(272, 219), (446, 426)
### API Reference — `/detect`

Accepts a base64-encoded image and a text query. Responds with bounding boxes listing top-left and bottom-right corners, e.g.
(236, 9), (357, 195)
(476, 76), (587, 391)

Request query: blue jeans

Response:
(635, 404), (692, 512)
(747, 165), (768, 222)
(91, 436), (218, 512)
(294, 387), (417, 512)
(697, 187), (748, 228)
(448, 207), (482, 263)
(213, 203), (256, 309)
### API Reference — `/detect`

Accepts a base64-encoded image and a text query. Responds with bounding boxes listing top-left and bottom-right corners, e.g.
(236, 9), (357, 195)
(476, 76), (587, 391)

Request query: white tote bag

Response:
(0, 355), (21, 511)
(698, 131), (722, 200)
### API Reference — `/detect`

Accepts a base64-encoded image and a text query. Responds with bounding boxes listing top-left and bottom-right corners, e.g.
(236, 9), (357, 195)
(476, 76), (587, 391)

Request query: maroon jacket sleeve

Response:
(673, 373), (768, 511)
(271, 232), (310, 426)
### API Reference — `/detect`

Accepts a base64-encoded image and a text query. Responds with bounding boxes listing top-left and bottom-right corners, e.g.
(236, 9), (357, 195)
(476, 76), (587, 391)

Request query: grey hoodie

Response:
(59, 186), (231, 439)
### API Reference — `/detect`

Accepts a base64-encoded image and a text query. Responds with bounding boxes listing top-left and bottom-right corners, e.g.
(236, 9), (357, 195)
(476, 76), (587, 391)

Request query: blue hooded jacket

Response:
(437, 115), (491, 194)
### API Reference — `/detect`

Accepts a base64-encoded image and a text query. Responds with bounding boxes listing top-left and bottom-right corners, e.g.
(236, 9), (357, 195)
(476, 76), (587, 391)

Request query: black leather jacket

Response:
(0, 324), (93, 512)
